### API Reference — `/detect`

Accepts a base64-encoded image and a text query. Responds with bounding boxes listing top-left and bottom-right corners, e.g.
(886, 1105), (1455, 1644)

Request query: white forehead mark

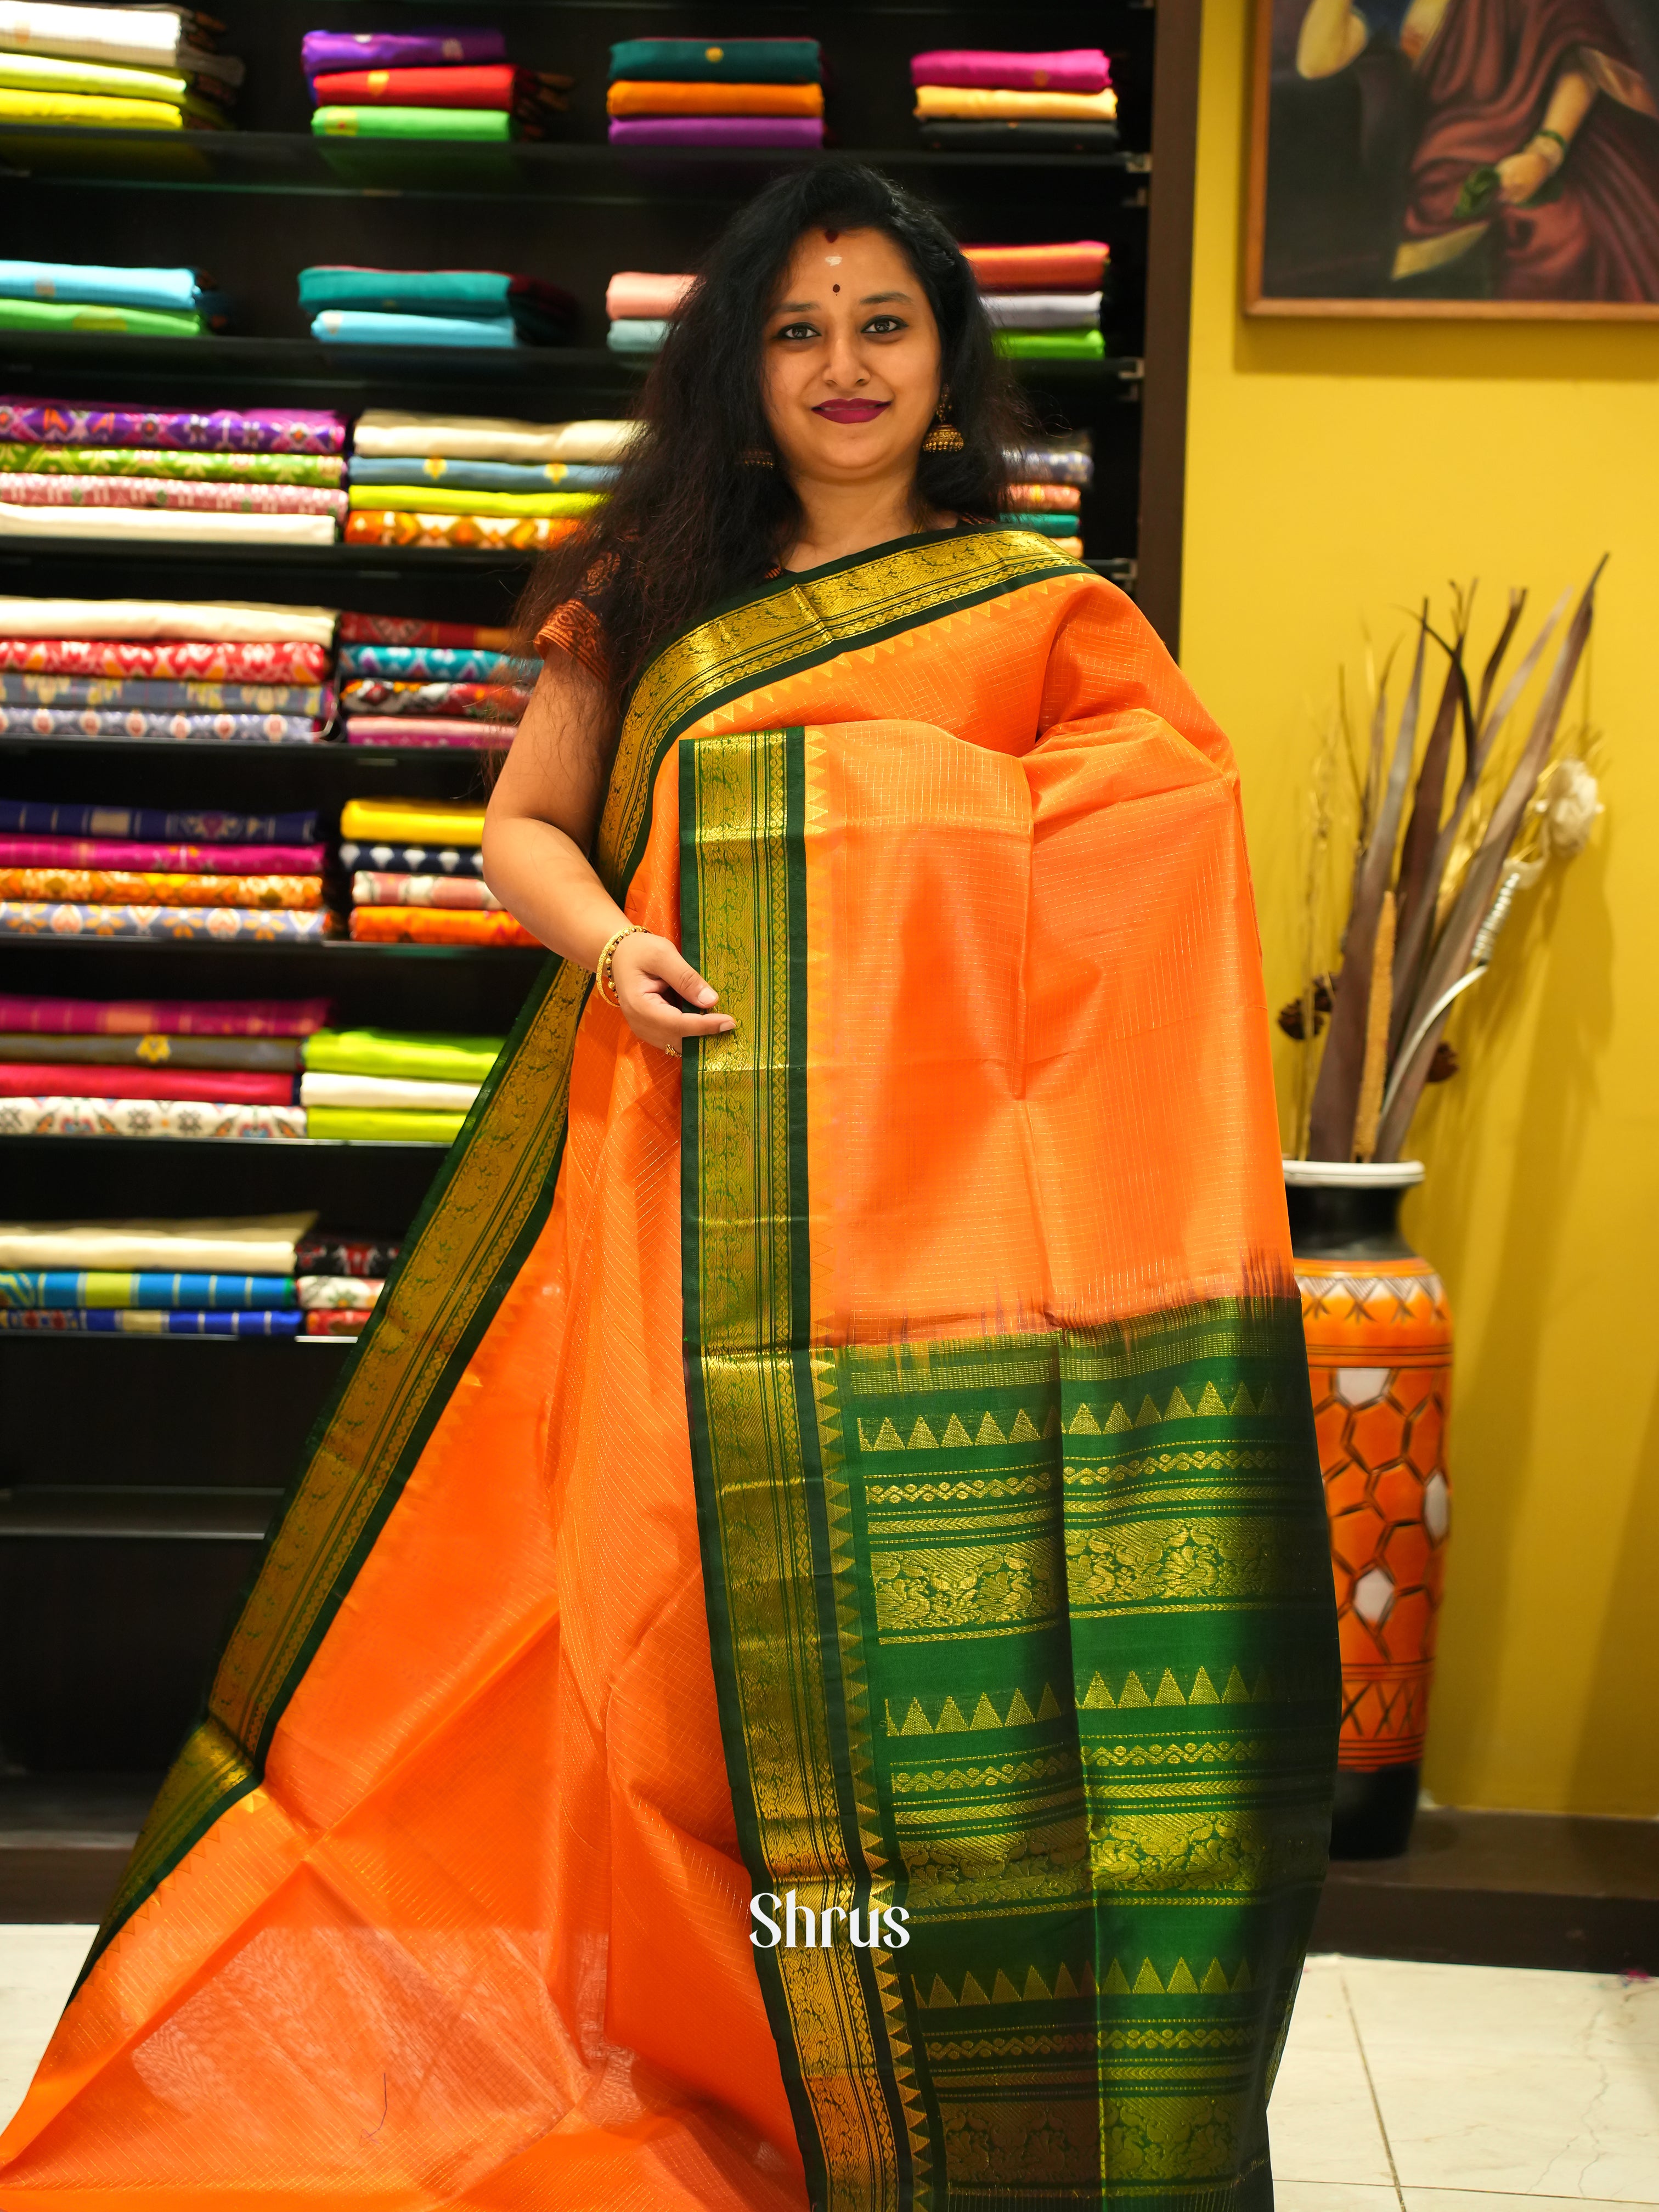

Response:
(825, 255), (843, 266)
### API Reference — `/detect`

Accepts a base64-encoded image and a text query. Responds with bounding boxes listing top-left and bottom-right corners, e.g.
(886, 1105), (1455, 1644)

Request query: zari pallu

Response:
(0, 528), (1336, 2211)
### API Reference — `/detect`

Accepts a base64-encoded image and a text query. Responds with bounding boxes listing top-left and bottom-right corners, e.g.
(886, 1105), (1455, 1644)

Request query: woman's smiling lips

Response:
(812, 398), (890, 424)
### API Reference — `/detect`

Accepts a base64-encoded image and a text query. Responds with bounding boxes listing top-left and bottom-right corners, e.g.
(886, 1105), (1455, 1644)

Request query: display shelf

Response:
(0, 329), (1142, 398)
(0, 1485), (283, 1539)
(0, 128), (1144, 200)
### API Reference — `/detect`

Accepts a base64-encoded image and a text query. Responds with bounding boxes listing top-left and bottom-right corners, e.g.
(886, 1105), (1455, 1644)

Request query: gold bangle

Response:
(595, 923), (647, 1009)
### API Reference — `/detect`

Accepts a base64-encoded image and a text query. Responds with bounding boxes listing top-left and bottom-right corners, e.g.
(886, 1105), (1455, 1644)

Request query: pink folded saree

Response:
(910, 48), (1110, 93)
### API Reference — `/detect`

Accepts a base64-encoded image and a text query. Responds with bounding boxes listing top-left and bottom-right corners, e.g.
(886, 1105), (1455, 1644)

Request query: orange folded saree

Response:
(605, 81), (825, 118)
(0, 527), (1337, 2212)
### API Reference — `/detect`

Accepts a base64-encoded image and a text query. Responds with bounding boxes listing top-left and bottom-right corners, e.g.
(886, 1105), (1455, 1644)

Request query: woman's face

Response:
(759, 226), (944, 486)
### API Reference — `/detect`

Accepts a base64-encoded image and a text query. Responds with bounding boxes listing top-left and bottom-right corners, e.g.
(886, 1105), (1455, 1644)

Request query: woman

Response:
(0, 168), (1337, 2210)
(1296, 0), (1659, 298)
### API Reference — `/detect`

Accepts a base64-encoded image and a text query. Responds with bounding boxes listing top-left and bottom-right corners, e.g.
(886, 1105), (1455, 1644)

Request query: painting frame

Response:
(1244, 0), (1659, 319)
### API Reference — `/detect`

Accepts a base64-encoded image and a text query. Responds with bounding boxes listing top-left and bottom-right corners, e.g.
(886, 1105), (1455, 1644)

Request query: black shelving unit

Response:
(0, 0), (1200, 1794)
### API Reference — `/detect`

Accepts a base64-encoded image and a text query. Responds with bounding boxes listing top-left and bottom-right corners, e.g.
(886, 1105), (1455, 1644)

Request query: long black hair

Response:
(516, 162), (1030, 713)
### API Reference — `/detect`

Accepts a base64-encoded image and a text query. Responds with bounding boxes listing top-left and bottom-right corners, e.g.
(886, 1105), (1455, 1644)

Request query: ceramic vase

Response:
(1284, 1161), (1454, 1858)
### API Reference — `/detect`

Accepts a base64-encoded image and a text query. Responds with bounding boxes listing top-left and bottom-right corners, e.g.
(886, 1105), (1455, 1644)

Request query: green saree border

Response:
(680, 730), (1339, 2207)
(80, 528), (1101, 1991)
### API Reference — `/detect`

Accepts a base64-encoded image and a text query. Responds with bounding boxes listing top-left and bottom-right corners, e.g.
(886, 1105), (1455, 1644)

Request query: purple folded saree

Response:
(301, 29), (505, 74)
(909, 48), (1110, 93)
(345, 716), (514, 748)
(0, 398), (348, 456)
(607, 116), (823, 149)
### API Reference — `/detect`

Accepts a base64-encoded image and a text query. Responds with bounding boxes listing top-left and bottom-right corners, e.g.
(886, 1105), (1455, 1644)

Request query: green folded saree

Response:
(301, 1028), (506, 1085)
(306, 1104), (466, 1143)
(0, 300), (202, 336)
(0, 51), (227, 124)
(995, 328), (1107, 360)
(0, 444), (343, 486)
(344, 484), (604, 521)
(312, 106), (514, 143)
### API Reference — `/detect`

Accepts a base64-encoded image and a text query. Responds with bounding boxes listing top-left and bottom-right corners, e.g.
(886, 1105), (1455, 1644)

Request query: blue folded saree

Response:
(311, 310), (518, 350)
(346, 456), (617, 494)
(606, 318), (667, 353)
(0, 260), (206, 312)
(0, 1271), (296, 1308)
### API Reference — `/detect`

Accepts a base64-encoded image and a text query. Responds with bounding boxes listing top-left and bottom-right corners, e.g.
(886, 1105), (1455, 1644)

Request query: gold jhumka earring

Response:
(921, 388), (964, 454)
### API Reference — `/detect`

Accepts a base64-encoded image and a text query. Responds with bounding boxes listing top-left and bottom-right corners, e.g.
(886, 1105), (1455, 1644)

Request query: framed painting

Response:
(1245, 0), (1659, 316)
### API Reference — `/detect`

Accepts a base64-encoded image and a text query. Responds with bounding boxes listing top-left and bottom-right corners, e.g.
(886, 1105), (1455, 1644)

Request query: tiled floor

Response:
(1274, 1954), (1659, 2208)
(2, 1934), (1657, 2203)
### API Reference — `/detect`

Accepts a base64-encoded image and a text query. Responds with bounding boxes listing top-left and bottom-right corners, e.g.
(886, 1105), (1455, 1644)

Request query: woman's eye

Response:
(863, 315), (905, 335)
(775, 321), (818, 342)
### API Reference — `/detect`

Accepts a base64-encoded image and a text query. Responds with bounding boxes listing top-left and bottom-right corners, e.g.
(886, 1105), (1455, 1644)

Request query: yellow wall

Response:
(1180, 8), (1659, 1816)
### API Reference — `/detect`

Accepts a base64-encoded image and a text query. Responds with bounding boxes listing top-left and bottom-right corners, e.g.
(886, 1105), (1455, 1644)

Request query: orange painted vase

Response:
(1285, 1161), (1453, 1858)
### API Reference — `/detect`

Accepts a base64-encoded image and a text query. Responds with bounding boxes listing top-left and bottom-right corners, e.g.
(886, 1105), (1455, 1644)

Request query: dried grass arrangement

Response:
(1283, 569), (1605, 1164)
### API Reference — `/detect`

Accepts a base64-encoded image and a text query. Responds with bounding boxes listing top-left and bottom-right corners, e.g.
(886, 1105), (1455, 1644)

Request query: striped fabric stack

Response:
(607, 36), (823, 150)
(911, 47), (1116, 154)
(1001, 431), (1092, 562)
(295, 1227), (400, 1339)
(0, 1213), (312, 1335)
(0, 259), (229, 340)
(0, 596), (336, 744)
(337, 612), (535, 752)
(0, 3), (242, 133)
(345, 409), (630, 552)
(0, 798), (336, 949)
(0, 400), (348, 546)
(301, 266), (577, 352)
(964, 240), (1108, 363)
(304, 25), (569, 145)
(299, 1027), (503, 1145)
(605, 270), (693, 360)
(340, 796), (533, 947)
(0, 992), (326, 1140)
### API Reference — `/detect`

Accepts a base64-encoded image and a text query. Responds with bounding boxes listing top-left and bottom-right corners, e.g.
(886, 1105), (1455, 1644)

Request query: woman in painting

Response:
(1297, 0), (1659, 298)
(0, 166), (1338, 2210)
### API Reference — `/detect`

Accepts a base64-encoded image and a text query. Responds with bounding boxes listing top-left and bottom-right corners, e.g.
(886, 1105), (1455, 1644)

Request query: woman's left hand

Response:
(1496, 146), (1558, 205)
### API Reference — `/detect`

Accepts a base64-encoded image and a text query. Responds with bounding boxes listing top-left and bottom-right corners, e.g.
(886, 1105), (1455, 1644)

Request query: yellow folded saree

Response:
(0, 527), (1336, 2211)
(912, 84), (1119, 122)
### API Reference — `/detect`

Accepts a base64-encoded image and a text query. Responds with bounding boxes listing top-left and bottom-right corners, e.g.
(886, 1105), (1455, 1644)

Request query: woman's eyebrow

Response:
(862, 290), (912, 303)
(773, 299), (818, 313)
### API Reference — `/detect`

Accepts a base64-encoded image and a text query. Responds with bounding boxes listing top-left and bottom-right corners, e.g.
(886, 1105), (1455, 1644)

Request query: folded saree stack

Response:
(0, 1210), (312, 1331)
(965, 238), (1109, 363)
(0, 793), (336, 946)
(0, 990), (326, 1138)
(0, 3), (242, 132)
(295, 1227), (400, 1336)
(340, 795), (531, 945)
(337, 611), (534, 749)
(0, 259), (229, 338)
(1001, 428), (1093, 560)
(605, 269), (693, 358)
(0, 399), (347, 545)
(304, 25), (571, 145)
(912, 46), (1116, 153)
(345, 409), (629, 551)
(607, 36), (823, 150)
(302, 265), (577, 351)
(0, 594), (337, 741)
(300, 1025), (503, 1142)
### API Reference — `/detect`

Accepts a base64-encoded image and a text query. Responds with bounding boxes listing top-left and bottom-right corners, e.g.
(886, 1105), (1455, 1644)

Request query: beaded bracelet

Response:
(595, 923), (647, 1009)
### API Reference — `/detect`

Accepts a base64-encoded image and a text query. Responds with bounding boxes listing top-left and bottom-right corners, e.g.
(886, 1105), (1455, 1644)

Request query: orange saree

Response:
(0, 528), (1337, 2210)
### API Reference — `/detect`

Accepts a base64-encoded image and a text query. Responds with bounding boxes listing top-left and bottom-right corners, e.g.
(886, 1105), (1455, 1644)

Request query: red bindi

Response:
(832, 283), (840, 292)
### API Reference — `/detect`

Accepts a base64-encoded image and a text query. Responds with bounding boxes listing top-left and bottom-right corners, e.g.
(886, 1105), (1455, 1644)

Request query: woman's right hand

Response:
(609, 930), (737, 1054)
